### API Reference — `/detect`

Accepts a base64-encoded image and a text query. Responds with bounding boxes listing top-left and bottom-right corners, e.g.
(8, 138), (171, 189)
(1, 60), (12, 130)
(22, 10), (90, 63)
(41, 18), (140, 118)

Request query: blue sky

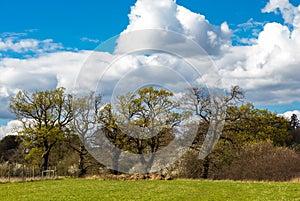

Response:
(1, 0), (300, 135)
(0, 0), (288, 50)
(0, 0), (136, 51)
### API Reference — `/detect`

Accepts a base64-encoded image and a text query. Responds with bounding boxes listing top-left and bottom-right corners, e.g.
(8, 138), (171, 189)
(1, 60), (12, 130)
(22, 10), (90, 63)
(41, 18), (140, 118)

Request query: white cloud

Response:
(80, 37), (100, 43)
(0, 37), (63, 54)
(233, 18), (265, 45)
(262, 0), (300, 27)
(281, 110), (300, 120)
(125, 0), (183, 32)
(0, 50), (93, 120)
(120, 0), (231, 55)
(0, 51), (91, 91)
(119, 0), (300, 106)
(0, 120), (22, 140)
(0, 31), (63, 57)
(217, 0), (300, 105)
(1, 32), (27, 38)
(176, 5), (231, 54)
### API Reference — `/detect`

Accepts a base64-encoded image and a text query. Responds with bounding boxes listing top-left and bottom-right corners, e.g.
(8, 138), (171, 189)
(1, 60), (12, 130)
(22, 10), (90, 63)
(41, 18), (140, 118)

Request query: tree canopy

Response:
(9, 87), (73, 172)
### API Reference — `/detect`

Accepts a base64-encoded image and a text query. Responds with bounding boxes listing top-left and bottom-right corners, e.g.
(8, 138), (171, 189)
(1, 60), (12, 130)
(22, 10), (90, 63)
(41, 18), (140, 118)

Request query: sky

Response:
(1, 0), (300, 138)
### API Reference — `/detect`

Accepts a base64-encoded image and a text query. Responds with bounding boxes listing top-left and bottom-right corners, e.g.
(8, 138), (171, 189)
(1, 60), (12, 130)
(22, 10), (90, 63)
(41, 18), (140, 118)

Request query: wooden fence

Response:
(0, 162), (57, 182)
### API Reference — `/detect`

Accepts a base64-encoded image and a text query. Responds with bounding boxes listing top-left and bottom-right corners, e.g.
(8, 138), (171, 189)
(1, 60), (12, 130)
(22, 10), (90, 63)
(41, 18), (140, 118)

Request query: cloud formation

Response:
(218, 0), (300, 105)
(0, 32), (63, 57)
(262, 0), (300, 27)
(0, 50), (91, 121)
(0, 120), (22, 139)
(118, 0), (300, 107)
(281, 110), (300, 120)
(122, 0), (231, 55)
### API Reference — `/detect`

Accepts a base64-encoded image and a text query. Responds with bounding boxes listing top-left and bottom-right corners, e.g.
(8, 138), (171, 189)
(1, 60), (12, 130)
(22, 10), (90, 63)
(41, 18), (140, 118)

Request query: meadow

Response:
(0, 178), (299, 201)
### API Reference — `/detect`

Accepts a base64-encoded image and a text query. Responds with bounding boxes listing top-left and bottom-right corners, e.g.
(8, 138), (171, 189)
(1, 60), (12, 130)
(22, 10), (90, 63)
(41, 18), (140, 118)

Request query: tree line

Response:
(1, 86), (299, 180)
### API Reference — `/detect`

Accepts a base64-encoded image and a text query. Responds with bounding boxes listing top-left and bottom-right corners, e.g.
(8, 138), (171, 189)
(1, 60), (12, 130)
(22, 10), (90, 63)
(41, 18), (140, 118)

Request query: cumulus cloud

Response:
(262, 0), (300, 27)
(0, 37), (63, 55)
(0, 50), (92, 121)
(0, 51), (91, 90)
(0, 0), (232, 115)
(0, 120), (22, 139)
(117, 0), (300, 107)
(281, 110), (300, 120)
(217, 0), (300, 105)
(120, 0), (231, 55)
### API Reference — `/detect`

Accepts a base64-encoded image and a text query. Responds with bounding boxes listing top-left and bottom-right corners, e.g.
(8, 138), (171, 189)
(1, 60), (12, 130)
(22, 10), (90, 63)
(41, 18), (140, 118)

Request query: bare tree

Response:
(71, 92), (102, 177)
(181, 85), (244, 178)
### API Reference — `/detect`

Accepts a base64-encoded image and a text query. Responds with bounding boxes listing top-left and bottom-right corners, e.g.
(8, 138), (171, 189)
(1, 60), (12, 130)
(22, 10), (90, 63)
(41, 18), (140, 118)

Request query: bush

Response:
(217, 141), (300, 181)
(167, 150), (204, 179)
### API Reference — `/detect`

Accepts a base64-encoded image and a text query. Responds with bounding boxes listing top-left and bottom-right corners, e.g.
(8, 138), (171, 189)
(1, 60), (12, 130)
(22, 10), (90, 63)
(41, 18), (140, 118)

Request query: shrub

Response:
(218, 141), (300, 181)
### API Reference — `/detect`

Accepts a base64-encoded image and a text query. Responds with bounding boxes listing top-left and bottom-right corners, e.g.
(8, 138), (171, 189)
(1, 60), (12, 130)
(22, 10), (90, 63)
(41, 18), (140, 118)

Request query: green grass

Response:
(0, 178), (299, 201)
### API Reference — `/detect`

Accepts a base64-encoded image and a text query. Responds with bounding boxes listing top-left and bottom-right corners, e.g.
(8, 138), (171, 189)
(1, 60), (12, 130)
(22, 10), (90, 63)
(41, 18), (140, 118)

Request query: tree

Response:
(0, 135), (20, 162)
(205, 103), (292, 179)
(225, 103), (292, 147)
(289, 114), (300, 150)
(101, 86), (181, 173)
(178, 101), (293, 179)
(98, 103), (127, 174)
(290, 114), (299, 130)
(181, 85), (244, 178)
(9, 88), (73, 173)
(71, 92), (102, 177)
(64, 134), (102, 176)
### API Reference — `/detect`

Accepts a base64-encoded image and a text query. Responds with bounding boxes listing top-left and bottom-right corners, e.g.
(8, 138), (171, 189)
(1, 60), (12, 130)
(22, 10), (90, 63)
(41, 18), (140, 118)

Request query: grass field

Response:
(0, 178), (299, 201)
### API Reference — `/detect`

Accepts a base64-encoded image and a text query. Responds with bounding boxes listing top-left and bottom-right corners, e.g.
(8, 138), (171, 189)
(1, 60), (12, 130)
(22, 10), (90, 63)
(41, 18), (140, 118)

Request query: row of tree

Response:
(1, 86), (299, 180)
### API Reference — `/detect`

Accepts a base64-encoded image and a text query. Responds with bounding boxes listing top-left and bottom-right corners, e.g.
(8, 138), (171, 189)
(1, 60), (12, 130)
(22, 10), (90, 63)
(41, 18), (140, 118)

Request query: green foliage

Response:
(98, 103), (127, 149)
(9, 88), (73, 171)
(194, 103), (294, 180)
(96, 86), (181, 172)
(114, 86), (180, 153)
(0, 179), (299, 201)
(5, 86), (299, 180)
(225, 103), (292, 146)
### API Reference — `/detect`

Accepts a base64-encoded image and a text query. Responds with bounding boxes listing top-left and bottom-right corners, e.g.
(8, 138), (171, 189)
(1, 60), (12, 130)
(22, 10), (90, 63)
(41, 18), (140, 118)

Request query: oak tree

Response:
(9, 88), (73, 173)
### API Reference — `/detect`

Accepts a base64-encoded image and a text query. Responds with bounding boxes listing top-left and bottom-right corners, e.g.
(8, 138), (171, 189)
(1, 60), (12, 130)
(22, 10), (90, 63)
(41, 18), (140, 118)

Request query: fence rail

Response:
(0, 162), (57, 182)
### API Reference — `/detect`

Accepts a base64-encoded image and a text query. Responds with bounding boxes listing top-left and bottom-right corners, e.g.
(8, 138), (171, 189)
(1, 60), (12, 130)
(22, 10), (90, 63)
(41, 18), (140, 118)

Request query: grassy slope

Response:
(0, 179), (299, 201)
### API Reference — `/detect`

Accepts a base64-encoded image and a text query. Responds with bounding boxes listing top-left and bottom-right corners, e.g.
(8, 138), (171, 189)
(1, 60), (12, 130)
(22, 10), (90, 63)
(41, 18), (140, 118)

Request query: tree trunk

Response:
(201, 156), (210, 179)
(41, 141), (56, 176)
(78, 145), (87, 177)
(111, 147), (121, 175)
(146, 154), (156, 173)
(41, 150), (50, 176)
